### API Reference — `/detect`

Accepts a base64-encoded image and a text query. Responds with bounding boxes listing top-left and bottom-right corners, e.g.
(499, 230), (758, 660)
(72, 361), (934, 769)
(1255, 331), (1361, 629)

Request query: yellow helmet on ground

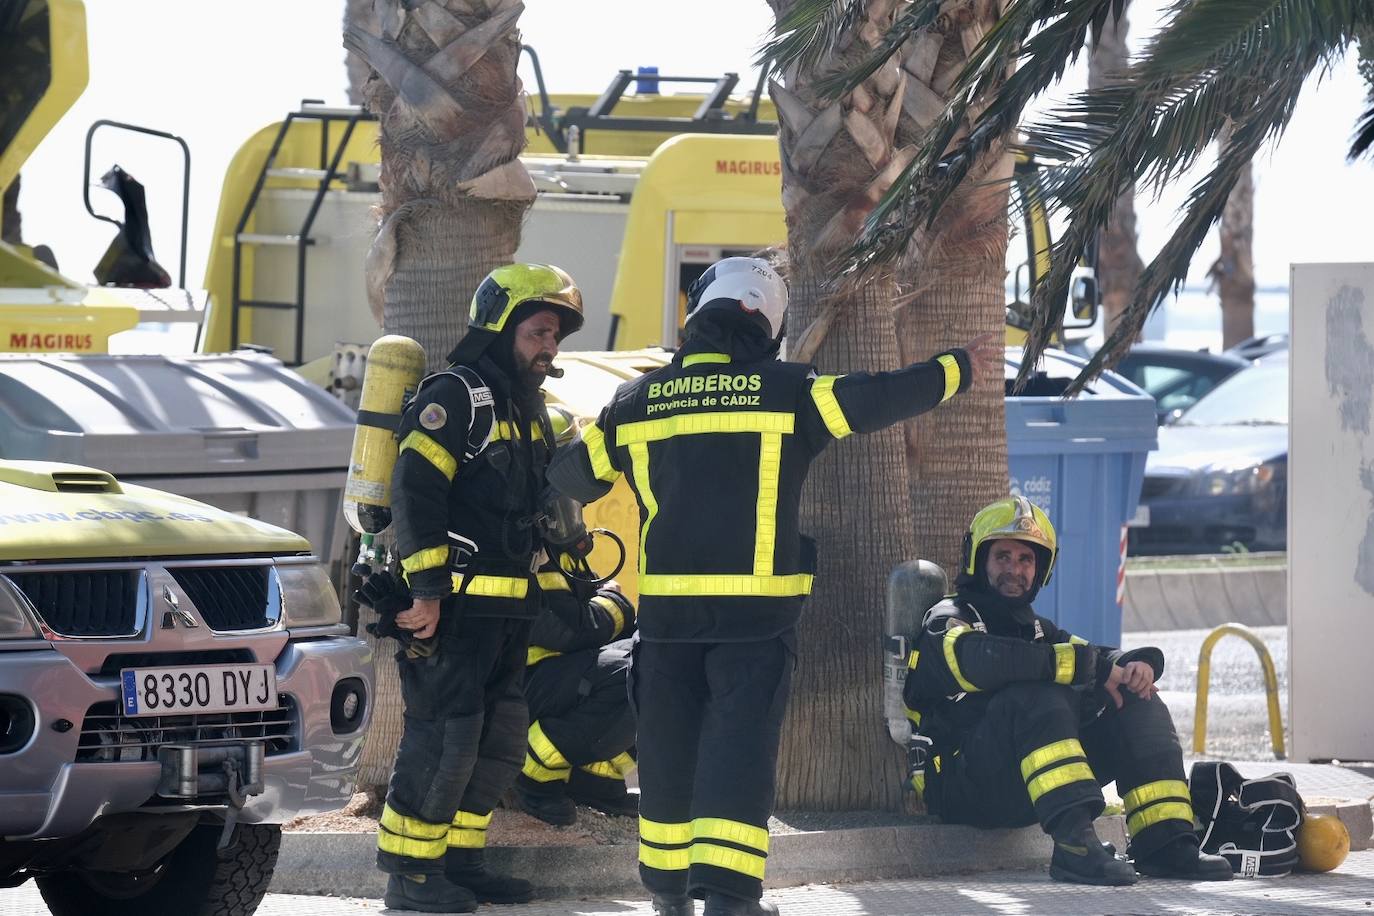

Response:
(1297, 813), (1350, 872)
(470, 263), (584, 339)
(964, 495), (1058, 587)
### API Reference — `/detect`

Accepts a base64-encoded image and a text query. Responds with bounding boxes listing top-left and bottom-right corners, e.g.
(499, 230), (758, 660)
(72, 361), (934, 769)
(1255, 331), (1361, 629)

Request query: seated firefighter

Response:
(515, 569), (638, 825)
(902, 496), (1233, 885)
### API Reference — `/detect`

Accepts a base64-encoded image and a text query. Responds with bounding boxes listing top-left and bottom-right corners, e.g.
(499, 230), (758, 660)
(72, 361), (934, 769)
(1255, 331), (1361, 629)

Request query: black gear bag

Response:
(1190, 761), (1305, 877)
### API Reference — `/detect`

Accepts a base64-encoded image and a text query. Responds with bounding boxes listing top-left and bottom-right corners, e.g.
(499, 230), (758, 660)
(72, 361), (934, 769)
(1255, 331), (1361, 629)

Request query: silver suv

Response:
(0, 460), (373, 915)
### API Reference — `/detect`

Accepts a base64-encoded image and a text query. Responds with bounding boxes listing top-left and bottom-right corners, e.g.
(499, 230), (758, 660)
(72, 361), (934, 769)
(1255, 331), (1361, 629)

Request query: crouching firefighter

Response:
(364, 264), (585, 914)
(547, 257), (1004, 916)
(902, 496), (1234, 886)
(516, 564), (638, 826)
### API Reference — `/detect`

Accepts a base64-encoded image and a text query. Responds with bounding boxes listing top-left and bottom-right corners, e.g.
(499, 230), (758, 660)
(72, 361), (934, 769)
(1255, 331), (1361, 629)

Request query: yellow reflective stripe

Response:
(1123, 779), (1191, 813)
(1069, 634), (1089, 646)
(610, 751), (636, 775)
(809, 375), (853, 439)
(934, 755), (942, 772)
(682, 352), (730, 366)
(693, 818), (769, 853)
(452, 810), (492, 828)
(526, 645), (562, 666)
(380, 804), (450, 840)
(523, 752), (571, 783)
(446, 827), (486, 848)
(640, 818), (693, 846)
(936, 354), (961, 403)
(639, 843), (690, 871)
(590, 594), (626, 637)
(450, 573), (529, 598)
(537, 570), (571, 591)
(912, 770), (926, 797)
(690, 842), (766, 880)
(907, 649), (920, 670)
(1026, 761), (1096, 803)
(528, 721), (570, 769)
(905, 706), (921, 725)
(399, 430), (458, 480)
(378, 825), (447, 859)
(753, 432), (782, 576)
(638, 573), (813, 597)
(582, 422), (619, 483)
(1019, 738), (1087, 781)
(942, 625), (979, 693)
(492, 421), (543, 442)
(1053, 643), (1076, 685)
(401, 546), (449, 574)
(1127, 801), (1196, 836)
(629, 442), (658, 572)
(617, 411), (795, 445)
(580, 759), (621, 779)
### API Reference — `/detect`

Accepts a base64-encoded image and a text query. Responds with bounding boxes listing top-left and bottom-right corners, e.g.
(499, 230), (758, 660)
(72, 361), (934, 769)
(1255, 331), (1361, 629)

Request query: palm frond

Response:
(1351, 99), (1374, 159)
(811, 1), (943, 99)
(758, 0), (871, 77)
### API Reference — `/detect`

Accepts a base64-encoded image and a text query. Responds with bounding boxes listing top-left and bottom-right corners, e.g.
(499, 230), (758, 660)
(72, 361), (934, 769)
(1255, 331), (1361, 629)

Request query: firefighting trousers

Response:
(631, 631), (797, 901)
(522, 640), (636, 787)
(929, 681), (1193, 857)
(377, 615), (531, 875)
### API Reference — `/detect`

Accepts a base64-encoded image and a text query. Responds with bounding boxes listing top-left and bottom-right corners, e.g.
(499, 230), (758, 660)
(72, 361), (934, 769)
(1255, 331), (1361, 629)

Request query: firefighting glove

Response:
(354, 571), (436, 659)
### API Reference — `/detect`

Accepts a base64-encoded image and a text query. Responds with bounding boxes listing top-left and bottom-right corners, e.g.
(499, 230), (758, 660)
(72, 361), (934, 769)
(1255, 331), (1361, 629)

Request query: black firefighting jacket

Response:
(526, 569), (636, 667)
(391, 356), (553, 617)
(903, 591), (1165, 760)
(547, 323), (974, 642)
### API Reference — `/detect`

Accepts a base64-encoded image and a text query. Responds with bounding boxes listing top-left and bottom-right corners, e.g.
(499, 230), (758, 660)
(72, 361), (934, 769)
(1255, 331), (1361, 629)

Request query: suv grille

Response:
(6, 570), (141, 637)
(75, 697), (297, 763)
(170, 566), (273, 631)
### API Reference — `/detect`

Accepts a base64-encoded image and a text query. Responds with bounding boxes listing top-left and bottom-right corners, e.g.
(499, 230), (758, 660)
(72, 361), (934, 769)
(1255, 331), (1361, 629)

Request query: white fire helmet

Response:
(685, 257), (788, 340)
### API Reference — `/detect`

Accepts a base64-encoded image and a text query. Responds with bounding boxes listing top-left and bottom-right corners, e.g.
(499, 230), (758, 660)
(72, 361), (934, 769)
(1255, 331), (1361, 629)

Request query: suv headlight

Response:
(1204, 462), (1277, 496)
(277, 563), (342, 629)
(0, 576), (40, 639)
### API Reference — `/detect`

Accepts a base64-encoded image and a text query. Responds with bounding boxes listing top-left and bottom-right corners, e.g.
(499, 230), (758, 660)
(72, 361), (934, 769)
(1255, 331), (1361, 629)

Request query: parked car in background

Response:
(1225, 332), (1289, 361)
(1113, 344), (1250, 426)
(1128, 353), (1288, 555)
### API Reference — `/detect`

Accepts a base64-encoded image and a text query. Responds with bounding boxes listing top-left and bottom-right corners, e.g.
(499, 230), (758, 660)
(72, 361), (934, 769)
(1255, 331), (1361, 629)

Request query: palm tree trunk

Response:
(344, 0), (534, 789)
(1088, 5), (1145, 339)
(343, 0), (377, 106)
(1210, 125), (1255, 349)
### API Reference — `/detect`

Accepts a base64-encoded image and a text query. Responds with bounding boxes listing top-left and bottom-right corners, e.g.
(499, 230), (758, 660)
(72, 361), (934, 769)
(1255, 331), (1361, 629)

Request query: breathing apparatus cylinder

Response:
(884, 559), (949, 746)
(343, 335), (427, 538)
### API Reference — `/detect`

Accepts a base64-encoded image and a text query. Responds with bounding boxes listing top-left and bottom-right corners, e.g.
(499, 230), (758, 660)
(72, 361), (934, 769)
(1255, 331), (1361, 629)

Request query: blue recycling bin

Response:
(1004, 349), (1157, 646)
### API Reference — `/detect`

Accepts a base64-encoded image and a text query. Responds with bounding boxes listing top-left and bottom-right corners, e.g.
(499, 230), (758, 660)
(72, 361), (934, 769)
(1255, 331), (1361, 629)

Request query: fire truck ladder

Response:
(230, 101), (375, 366)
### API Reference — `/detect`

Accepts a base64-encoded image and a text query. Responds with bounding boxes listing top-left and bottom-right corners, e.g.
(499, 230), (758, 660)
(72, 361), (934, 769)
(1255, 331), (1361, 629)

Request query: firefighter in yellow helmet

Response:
(547, 256), (1003, 916)
(903, 496), (1233, 886)
(361, 264), (584, 914)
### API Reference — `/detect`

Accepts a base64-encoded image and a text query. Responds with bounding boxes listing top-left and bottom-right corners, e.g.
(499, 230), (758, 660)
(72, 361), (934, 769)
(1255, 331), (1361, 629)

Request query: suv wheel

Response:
(36, 822), (281, 916)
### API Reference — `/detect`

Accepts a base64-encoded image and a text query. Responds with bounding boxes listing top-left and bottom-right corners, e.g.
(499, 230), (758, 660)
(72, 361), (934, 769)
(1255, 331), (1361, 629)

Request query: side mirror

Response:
(1067, 275), (1099, 328)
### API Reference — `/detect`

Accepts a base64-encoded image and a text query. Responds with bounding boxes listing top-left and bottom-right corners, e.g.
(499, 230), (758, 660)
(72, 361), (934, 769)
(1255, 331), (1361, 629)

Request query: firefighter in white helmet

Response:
(548, 256), (1002, 916)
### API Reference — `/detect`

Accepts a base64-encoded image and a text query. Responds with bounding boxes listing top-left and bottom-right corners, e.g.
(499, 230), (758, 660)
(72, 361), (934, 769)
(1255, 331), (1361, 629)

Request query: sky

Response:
(15, 0), (1374, 300)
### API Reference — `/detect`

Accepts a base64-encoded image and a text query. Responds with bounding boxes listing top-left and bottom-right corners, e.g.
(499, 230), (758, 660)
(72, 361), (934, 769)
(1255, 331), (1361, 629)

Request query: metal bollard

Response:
(1193, 623), (1285, 759)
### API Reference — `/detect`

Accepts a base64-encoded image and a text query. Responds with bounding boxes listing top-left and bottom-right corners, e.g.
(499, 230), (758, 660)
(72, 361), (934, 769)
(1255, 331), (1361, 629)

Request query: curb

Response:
(1123, 563), (1287, 631)
(270, 816), (1125, 898)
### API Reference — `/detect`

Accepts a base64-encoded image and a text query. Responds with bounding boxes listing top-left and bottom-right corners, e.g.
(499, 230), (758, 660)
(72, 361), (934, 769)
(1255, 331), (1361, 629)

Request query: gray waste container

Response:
(0, 351), (354, 568)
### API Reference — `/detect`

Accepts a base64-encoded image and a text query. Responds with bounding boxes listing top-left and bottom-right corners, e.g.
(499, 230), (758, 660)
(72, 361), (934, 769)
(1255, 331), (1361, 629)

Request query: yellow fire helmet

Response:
(964, 495), (1058, 587)
(1297, 813), (1350, 872)
(469, 263), (584, 339)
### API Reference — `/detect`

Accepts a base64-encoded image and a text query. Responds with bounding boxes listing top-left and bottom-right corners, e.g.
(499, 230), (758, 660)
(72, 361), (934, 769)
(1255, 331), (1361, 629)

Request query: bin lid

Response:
(0, 351), (355, 477)
(1003, 347), (1158, 452)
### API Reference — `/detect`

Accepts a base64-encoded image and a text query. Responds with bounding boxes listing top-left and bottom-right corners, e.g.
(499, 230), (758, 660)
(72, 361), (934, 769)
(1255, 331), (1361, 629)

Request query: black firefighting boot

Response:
(567, 767), (639, 817)
(383, 873), (477, 913)
(651, 892), (696, 916)
(1134, 835), (1234, 881)
(444, 848), (535, 904)
(1048, 815), (1138, 886)
(702, 892), (780, 915)
(512, 773), (577, 827)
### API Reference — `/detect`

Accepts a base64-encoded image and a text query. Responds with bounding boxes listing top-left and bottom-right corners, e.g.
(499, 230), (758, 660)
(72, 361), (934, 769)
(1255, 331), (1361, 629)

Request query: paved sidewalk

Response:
(5, 850), (1373, 915)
